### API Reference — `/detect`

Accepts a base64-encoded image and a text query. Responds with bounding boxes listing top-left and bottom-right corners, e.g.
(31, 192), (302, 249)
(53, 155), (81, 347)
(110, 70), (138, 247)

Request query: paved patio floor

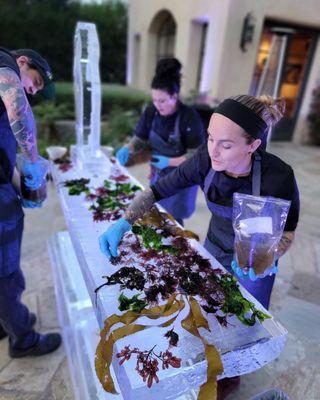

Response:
(0, 142), (319, 400)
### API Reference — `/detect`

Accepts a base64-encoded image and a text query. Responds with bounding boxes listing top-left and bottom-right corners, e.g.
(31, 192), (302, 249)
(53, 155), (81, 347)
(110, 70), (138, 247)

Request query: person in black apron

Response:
(116, 58), (205, 225)
(100, 94), (299, 399)
(100, 94), (299, 311)
(0, 48), (61, 357)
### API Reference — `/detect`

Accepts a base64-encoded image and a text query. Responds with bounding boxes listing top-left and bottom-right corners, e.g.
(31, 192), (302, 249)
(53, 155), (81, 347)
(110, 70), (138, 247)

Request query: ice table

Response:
(48, 161), (287, 400)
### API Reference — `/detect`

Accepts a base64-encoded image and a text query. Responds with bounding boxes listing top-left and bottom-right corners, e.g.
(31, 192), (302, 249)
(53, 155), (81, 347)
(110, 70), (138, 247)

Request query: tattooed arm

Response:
(124, 188), (156, 225)
(125, 136), (148, 155)
(276, 231), (295, 259)
(168, 149), (197, 167)
(0, 67), (38, 162)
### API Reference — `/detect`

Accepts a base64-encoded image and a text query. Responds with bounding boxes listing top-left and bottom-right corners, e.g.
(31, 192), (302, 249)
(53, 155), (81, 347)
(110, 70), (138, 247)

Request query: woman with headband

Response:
(116, 58), (205, 226)
(100, 94), (300, 309)
(99, 94), (300, 399)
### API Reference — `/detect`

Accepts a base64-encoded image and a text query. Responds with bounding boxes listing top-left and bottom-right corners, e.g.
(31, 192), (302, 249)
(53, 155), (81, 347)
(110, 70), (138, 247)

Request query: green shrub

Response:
(32, 83), (147, 154)
(54, 82), (150, 116)
(307, 86), (320, 145)
(0, 1), (128, 82)
(33, 101), (73, 141)
(101, 108), (139, 149)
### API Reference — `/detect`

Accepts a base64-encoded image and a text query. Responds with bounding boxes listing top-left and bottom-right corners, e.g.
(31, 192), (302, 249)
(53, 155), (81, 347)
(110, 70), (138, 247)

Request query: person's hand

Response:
(231, 260), (278, 281)
(21, 198), (42, 209)
(21, 159), (48, 190)
(116, 147), (130, 166)
(99, 218), (131, 258)
(150, 154), (169, 169)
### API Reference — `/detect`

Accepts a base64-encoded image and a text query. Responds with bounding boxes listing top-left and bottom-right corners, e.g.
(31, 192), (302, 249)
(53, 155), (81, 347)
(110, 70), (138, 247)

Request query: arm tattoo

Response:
(0, 68), (38, 161)
(127, 136), (148, 155)
(276, 231), (295, 259)
(124, 188), (155, 225)
(184, 148), (197, 159)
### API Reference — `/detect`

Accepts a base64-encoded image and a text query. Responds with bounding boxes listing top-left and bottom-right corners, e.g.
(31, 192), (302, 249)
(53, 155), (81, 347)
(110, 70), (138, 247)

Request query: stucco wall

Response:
(127, 0), (222, 93)
(128, 0), (320, 142)
(215, 0), (320, 99)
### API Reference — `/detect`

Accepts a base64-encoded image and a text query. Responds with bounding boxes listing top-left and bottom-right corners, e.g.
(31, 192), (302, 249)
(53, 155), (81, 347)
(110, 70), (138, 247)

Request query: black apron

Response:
(0, 112), (24, 277)
(203, 153), (276, 309)
(149, 113), (198, 220)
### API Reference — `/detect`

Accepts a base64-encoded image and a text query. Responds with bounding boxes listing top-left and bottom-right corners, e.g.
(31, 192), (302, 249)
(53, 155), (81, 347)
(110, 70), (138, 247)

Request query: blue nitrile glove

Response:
(231, 260), (246, 279)
(116, 147), (130, 166)
(21, 159), (48, 190)
(21, 198), (42, 209)
(231, 260), (278, 281)
(150, 154), (169, 170)
(99, 218), (131, 259)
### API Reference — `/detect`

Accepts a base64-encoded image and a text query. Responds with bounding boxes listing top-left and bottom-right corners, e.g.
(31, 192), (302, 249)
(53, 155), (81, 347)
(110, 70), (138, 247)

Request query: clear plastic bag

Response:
(232, 193), (291, 276)
(16, 154), (48, 205)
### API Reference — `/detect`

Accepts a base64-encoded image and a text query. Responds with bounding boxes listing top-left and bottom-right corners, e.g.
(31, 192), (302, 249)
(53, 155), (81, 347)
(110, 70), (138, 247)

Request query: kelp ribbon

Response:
(138, 208), (199, 241)
(181, 296), (224, 400)
(95, 294), (185, 393)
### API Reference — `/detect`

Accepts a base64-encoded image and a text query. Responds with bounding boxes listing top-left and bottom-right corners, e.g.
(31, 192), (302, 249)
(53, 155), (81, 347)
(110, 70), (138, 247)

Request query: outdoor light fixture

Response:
(240, 12), (255, 52)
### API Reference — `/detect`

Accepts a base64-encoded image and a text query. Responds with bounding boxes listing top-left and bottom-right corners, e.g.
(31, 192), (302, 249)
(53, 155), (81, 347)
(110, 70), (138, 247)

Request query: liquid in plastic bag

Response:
(232, 193), (291, 276)
(20, 174), (47, 203)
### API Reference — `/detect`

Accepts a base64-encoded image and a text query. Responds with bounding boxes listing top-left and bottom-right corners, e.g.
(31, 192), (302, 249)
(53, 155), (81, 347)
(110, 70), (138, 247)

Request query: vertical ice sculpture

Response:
(72, 22), (111, 175)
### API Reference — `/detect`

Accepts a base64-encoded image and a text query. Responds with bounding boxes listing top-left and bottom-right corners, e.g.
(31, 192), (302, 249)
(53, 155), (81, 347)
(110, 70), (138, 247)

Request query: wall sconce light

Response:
(240, 13), (255, 52)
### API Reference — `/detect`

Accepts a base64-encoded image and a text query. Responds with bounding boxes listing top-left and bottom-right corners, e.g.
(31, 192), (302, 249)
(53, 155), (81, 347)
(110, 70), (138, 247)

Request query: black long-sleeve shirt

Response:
(151, 143), (300, 231)
(133, 102), (205, 151)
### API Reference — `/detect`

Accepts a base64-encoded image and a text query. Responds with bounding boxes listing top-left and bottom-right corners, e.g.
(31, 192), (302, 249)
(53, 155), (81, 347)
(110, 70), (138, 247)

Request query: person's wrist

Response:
(29, 148), (39, 163)
(169, 156), (185, 167)
(119, 218), (131, 232)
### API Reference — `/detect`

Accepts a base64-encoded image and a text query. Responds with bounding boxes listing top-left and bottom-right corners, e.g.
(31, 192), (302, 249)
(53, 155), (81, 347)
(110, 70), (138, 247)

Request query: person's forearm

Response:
(124, 188), (155, 225)
(11, 105), (38, 162)
(126, 136), (148, 155)
(168, 149), (197, 167)
(276, 231), (295, 259)
(0, 69), (38, 162)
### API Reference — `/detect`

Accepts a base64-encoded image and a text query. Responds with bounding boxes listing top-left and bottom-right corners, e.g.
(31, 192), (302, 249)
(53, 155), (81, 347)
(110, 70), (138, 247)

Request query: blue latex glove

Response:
(99, 218), (131, 258)
(150, 154), (169, 170)
(21, 198), (42, 209)
(116, 147), (130, 166)
(21, 159), (48, 190)
(231, 260), (278, 281)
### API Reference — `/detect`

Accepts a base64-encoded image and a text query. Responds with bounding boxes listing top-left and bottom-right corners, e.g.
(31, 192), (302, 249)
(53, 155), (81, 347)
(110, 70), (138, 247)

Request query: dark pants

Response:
(0, 217), (37, 349)
(0, 269), (38, 349)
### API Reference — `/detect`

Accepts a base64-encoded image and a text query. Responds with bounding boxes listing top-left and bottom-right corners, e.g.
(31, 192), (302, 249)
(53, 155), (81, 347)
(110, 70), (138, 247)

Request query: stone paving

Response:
(0, 142), (319, 400)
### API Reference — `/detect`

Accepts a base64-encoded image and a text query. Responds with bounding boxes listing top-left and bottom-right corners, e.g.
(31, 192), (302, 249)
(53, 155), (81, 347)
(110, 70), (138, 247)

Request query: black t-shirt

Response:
(0, 48), (20, 117)
(133, 102), (205, 150)
(151, 143), (300, 231)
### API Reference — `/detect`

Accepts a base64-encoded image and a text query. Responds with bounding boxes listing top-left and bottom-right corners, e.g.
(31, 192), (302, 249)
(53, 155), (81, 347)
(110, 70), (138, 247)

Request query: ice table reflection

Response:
(49, 159), (287, 400)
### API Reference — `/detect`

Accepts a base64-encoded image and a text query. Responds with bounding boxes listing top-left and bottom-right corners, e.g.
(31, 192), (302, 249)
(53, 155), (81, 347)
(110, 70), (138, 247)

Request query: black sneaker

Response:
(0, 312), (37, 340)
(0, 325), (7, 340)
(9, 332), (62, 358)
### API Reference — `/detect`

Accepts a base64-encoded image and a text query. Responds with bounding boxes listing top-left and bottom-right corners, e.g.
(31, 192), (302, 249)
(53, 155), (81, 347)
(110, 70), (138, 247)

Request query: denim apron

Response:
(0, 112), (36, 348)
(203, 153), (275, 309)
(0, 112), (24, 276)
(149, 113), (198, 221)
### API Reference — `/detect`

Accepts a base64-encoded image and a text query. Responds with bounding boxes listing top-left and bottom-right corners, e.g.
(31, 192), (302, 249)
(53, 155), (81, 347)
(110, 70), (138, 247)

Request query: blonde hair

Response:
(230, 94), (286, 143)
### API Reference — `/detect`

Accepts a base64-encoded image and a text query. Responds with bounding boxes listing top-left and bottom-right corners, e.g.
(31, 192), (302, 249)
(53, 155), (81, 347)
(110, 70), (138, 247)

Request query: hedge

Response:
(55, 82), (150, 116)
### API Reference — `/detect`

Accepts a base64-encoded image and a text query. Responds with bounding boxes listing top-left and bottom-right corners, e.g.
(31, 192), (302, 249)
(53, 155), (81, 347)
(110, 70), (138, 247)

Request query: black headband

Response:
(214, 99), (267, 140)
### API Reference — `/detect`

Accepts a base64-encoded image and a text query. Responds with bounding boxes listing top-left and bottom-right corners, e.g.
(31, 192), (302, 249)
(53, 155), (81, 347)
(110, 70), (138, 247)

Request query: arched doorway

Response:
(147, 10), (177, 83)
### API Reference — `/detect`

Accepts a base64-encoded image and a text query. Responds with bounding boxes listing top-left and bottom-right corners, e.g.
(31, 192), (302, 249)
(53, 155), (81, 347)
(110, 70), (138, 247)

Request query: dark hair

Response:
(151, 58), (182, 95)
(11, 51), (37, 71)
